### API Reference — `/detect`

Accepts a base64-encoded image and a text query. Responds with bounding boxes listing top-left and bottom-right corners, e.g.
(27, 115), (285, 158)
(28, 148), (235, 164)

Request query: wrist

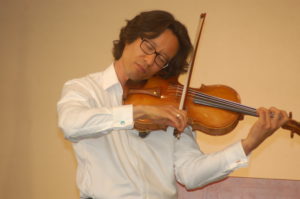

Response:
(241, 138), (255, 156)
(133, 105), (146, 120)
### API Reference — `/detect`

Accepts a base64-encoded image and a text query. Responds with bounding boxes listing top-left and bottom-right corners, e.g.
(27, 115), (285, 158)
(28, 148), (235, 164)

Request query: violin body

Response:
(123, 76), (244, 135)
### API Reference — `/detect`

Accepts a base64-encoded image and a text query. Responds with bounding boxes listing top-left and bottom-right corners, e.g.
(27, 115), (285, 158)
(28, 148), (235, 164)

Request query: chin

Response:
(130, 72), (151, 81)
(130, 76), (148, 82)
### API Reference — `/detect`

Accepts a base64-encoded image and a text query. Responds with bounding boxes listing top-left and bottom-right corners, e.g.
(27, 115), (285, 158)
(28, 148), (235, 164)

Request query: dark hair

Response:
(112, 10), (193, 78)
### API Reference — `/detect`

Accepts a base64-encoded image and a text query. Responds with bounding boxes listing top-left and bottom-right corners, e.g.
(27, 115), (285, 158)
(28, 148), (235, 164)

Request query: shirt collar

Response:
(102, 63), (121, 90)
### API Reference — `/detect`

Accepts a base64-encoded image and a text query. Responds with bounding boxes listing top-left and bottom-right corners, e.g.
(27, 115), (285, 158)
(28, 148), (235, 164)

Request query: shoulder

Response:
(63, 64), (114, 89)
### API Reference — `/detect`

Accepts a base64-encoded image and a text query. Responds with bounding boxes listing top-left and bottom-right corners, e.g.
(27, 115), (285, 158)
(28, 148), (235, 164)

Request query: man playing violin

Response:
(57, 10), (288, 199)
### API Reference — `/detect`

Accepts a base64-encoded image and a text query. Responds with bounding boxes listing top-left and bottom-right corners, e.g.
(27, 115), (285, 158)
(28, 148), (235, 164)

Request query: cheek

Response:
(123, 42), (141, 59)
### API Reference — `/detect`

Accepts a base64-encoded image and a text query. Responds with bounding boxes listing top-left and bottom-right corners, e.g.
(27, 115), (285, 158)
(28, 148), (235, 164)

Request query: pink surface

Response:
(177, 177), (300, 199)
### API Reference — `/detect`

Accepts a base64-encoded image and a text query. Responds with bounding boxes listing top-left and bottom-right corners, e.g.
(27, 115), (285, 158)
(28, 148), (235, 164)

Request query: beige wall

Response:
(1, 0), (299, 198)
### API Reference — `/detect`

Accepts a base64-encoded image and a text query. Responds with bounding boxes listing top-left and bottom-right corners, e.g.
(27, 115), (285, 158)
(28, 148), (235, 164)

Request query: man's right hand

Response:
(133, 105), (188, 132)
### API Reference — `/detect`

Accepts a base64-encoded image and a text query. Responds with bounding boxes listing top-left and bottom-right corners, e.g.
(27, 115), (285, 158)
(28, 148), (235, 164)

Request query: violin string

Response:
(194, 98), (258, 116)
(189, 88), (258, 116)
(185, 88), (257, 116)
(189, 88), (257, 116)
(190, 90), (258, 116)
(167, 85), (258, 117)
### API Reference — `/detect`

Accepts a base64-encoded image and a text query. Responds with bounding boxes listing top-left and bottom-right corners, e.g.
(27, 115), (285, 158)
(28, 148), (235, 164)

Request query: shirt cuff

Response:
(112, 104), (134, 129)
(224, 141), (249, 172)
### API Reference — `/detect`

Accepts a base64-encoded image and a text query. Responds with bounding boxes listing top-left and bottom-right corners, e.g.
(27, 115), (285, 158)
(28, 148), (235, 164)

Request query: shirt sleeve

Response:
(174, 127), (248, 190)
(57, 79), (134, 142)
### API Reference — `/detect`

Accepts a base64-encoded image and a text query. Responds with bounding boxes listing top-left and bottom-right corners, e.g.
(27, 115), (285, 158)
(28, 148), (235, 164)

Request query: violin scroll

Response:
(281, 112), (300, 138)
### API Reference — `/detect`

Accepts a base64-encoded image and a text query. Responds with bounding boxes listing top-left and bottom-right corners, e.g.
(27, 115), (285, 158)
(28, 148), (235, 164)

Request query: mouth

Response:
(135, 63), (147, 74)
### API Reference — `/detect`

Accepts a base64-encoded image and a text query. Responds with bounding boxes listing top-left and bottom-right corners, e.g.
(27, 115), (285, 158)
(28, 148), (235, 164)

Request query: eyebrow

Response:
(146, 39), (170, 60)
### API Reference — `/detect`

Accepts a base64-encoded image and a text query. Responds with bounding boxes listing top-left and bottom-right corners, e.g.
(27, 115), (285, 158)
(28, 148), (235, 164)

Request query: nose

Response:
(143, 53), (156, 66)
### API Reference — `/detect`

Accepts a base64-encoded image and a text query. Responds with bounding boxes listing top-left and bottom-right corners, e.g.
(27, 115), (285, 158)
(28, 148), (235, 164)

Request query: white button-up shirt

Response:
(57, 64), (248, 199)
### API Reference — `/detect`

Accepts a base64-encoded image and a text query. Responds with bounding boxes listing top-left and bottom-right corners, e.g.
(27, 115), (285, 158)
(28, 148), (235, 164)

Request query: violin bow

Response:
(174, 13), (207, 138)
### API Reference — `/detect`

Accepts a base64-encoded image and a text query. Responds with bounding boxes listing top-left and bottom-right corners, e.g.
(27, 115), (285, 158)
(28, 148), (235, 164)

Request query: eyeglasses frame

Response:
(140, 38), (169, 69)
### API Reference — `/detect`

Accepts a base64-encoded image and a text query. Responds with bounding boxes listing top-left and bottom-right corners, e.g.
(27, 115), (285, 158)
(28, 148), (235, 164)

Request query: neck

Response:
(114, 60), (128, 88)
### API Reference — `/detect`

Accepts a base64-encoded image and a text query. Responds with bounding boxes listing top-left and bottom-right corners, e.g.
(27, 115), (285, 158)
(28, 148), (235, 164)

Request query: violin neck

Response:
(193, 92), (300, 137)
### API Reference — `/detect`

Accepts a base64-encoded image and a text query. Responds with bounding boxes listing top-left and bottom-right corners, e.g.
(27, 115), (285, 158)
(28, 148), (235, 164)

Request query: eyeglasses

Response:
(140, 38), (169, 69)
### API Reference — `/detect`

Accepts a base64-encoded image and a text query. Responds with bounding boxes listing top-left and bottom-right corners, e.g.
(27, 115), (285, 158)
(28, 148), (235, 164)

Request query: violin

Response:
(122, 13), (300, 138)
(123, 75), (300, 138)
